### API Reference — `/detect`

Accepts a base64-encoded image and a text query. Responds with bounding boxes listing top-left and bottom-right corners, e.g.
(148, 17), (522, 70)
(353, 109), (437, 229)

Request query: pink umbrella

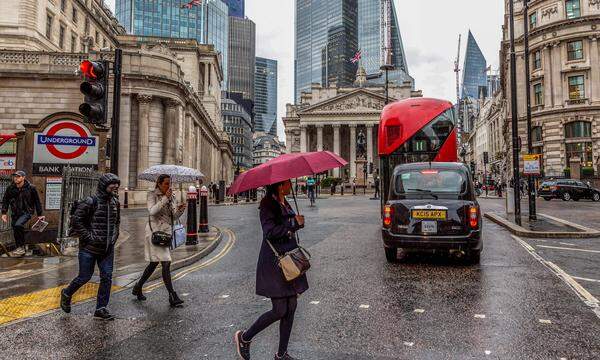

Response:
(228, 151), (348, 196)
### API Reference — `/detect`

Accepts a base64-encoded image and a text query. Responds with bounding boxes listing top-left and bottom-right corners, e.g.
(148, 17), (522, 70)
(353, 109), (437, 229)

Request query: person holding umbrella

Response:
(230, 151), (347, 360)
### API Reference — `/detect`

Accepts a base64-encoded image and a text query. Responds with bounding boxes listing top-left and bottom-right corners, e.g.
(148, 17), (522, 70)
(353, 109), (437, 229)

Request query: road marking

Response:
(559, 242), (576, 246)
(182, 293), (190, 297)
(474, 314), (486, 319)
(537, 245), (600, 254)
(484, 350), (491, 355)
(414, 309), (425, 313)
(310, 301), (320, 305)
(572, 276), (600, 284)
(403, 342), (414, 347)
(538, 319), (552, 324)
(144, 228), (236, 293)
(512, 235), (600, 320)
(219, 294), (230, 299)
(359, 304), (370, 309)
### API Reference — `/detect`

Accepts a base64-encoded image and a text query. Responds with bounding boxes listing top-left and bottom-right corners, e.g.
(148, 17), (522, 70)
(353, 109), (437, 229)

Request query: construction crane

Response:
(454, 34), (462, 145)
(380, 0), (393, 67)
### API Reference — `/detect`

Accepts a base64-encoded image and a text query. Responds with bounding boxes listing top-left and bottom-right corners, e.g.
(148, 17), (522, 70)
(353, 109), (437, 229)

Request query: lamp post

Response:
(509, 0), (522, 226)
(523, 0), (537, 221)
(380, 64), (394, 105)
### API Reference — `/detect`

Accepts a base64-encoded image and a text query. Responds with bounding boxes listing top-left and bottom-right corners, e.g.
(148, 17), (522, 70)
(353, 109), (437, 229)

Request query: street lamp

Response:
(380, 64), (394, 105)
(523, 0), (537, 221)
(509, 0), (522, 226)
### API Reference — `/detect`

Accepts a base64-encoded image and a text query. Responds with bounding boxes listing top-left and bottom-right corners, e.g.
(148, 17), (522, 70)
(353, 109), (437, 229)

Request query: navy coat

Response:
(255, 195), (309, 298)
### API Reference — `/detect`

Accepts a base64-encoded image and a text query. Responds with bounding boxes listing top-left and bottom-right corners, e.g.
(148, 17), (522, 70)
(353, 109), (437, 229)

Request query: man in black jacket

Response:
(1, 170), (44, 257)
(60, 173), (121, 320)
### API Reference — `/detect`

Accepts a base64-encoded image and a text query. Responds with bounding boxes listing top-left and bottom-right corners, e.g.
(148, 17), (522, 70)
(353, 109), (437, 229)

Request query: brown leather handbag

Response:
(266, 238), (311, 282)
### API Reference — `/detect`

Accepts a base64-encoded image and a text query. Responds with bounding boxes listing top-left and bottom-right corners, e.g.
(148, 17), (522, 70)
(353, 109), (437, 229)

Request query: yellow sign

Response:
(411, 210), (447, 220)
(523, 154), (541, 175)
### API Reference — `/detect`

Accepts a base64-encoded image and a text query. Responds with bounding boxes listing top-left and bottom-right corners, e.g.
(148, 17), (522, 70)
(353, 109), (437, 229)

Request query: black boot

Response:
(60, 289), (71, 313)
(169, 292), (184, 307)
(132, 284), (146, 301)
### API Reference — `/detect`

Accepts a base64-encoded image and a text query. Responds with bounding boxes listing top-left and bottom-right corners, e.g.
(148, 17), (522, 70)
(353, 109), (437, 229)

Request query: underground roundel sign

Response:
(32, 119), (99, 175)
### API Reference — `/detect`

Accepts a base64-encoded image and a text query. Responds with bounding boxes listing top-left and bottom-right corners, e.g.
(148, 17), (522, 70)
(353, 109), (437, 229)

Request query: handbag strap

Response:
(265, 239), (281, 259)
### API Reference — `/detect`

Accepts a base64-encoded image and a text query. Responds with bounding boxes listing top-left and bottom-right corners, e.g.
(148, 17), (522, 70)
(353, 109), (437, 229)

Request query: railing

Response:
(58, 168), (100, 252)
(0, 176), (13, 252)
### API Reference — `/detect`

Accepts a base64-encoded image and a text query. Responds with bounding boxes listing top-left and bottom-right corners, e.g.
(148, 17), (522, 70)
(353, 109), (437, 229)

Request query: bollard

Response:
(341, 184), (344, 196)
(186, 186), (198, 245)
(234, 193), (238, 203)
(123, 187), (129, 209)
(196, 186), (200, 205)
(251, 189), (257, 202)
(199, 186), (210, 233)
(246, 191), (250, 202)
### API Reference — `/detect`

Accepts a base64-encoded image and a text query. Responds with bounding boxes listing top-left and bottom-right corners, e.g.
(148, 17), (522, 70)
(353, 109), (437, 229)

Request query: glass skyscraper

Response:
(228, 17), (255, 101)
(295, 0), (358, 103)
(255, 57), (278, 137)
(461, 30), (487, 100)
(222, 0), (244, 18)
(115, 0), (229, 87)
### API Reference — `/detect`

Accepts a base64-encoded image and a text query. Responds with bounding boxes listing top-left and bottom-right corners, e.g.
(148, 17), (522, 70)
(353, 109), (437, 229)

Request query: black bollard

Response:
(341, 184), (344, 196)
(186, 186), (198, 245)
(246, 191), (250, 202)
(251, 189), (257, 202)
(199, 186), (209, 233)
(123, 187), (129, 209)
(234, 193), (238, 203)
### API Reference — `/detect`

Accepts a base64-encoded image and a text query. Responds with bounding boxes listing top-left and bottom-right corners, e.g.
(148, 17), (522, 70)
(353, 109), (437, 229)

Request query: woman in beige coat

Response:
(132, 174), (186, 307)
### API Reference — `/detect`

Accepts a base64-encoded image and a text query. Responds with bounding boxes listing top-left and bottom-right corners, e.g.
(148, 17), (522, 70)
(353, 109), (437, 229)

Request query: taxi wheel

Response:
(593, 193), (600, 202)
(384, 247), (397, 263)
(542, 197), (552, 201)
(562, 192), (571, 201)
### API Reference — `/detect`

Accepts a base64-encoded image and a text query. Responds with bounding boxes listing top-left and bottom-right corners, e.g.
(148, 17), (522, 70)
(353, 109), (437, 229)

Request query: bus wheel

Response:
(384, 247), (397, 263)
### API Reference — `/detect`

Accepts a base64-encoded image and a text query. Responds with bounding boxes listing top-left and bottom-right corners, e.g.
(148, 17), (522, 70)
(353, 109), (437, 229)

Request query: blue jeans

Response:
(64, 248), (114, 310)
(11, 213), (31, 248)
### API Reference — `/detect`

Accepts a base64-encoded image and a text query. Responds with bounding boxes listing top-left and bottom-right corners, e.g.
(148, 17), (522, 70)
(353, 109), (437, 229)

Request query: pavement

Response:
(0, 208), (221, 326)
(0, 196), (599, 359)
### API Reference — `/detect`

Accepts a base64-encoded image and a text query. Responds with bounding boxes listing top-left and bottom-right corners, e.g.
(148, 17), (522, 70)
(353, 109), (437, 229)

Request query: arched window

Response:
(532, 126), (543, 154)
(564, 121), (593, 167)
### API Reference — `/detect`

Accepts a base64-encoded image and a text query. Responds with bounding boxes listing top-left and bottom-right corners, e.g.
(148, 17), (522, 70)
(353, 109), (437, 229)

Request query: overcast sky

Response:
(105, 0), (505, 141)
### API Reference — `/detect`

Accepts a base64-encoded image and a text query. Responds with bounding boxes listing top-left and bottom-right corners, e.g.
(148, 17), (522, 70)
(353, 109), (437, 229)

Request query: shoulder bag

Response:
(149, 195), (173, 247)
(265, 235), (311, 282)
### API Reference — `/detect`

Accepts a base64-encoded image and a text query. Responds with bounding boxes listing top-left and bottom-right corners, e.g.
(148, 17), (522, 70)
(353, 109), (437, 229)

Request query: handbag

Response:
(149, 195), (176, 248)
(172, 223), (186, 249)
(266, 236), (311, 282)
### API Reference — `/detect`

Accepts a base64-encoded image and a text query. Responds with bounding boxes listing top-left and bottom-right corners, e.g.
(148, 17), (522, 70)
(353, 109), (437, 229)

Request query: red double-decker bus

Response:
(378, 98), (458, 206)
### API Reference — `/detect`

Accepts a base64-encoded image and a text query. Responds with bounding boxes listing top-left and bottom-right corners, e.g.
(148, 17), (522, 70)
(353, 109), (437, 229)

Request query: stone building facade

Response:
(501, 0), (600, 177)
(284, 80), (422, 181)
(222, 97), (253, 170)
(0, 0), (234, 203)
(253, 133), (284, 166)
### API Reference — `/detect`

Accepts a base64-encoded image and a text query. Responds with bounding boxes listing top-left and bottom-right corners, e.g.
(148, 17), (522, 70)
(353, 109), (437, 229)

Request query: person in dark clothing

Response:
(235, 180), (308, 360)
(60, 173), (121, 320)
(212, 183), (219, 203)
(1, 170), (44, 257)
(374, 175), (381, 199)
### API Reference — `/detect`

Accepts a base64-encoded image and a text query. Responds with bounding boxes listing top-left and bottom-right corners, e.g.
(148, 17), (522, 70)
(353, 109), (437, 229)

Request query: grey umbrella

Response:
(137, 165), (204, 184)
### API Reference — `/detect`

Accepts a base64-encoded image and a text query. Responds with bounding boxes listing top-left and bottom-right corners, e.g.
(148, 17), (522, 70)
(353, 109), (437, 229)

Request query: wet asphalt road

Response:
(1, 196), (599, 359)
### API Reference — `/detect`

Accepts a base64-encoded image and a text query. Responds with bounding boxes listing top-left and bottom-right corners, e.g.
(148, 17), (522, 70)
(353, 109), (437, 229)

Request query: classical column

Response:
(285, 130), (293, 152)
(542, 45), (553, 108)
(118, 94), (131, 186)
(349, 124), (357, 180)
(136, 94), (152, 189)
(590, 36), (600, 103)
(333, 124), (341, 177)
(300, 125), (307, 153)
(551, 42), (563, 108)
(366, 124), (374, 165)
(316, 125), (324, 152)
(164, 99), (179, 164)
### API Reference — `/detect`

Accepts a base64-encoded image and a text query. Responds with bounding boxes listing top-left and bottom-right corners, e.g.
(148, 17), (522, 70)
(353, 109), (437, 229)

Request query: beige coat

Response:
(144, 189), (185, 262)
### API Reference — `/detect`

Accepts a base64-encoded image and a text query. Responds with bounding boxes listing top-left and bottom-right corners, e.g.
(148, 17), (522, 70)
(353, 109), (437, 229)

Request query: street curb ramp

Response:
(484, 212), (600, 238)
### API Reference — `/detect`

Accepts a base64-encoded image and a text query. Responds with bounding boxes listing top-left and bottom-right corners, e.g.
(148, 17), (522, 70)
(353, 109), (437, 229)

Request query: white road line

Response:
(413, 309), (425, 314)
(359, 304), (370, 309)
(559, 242), (576, 246)
(310, 301), (320, 305)
(572, 276), (600, 284)
(219, 294), (230, 299)
(474, 314), (486, 319)
(538, 319), (552, 324)
(537, 245), (600, 254)
(403, 342), (414, 347)
(484, 350), (491, 355)
(512, 235), (600, 320)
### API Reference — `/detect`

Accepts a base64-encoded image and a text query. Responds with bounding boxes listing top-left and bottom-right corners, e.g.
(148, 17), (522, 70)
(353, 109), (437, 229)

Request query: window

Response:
(84, 17), (89, 34)
(533, 50), (541, 70)
(395, 169), (467, 196)
(46, 13), (53, 39)
(565, 121), (591, 138)
(532, 126), (543, 142)
(534, 83), (543, 105)
(58, 24), (65, 49)
(61, 0), (67, 13)
(567, 41), (583, 61)
(72, 7), (78, 24)
(529, 12), (537, 28)
(568, 75), (585, 99)
(566, 142), (593, 167)
(102, 38), (107, 48)
(71, 34), (77, 52)
(565, 0), (581, 19)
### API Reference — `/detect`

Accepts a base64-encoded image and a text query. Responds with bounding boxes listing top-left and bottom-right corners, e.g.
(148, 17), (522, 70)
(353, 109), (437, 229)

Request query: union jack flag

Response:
(350, 49), (362, 64)
(181, 0), (202, 9)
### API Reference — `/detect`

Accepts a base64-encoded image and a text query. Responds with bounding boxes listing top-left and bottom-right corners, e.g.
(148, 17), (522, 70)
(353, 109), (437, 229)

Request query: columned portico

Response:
(366, 124), (374, 165)
(300, 125), (307, 153)
(316, 125), (324, 152)
(349, 124), (357, 180)
(136, 94), (152, 188)
(333, 124), (341, 177)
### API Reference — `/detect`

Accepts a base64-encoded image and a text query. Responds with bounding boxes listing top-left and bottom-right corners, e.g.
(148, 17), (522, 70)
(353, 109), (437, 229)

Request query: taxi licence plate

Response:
(421, 221), (437, 234)
(411, 210), (447, 220)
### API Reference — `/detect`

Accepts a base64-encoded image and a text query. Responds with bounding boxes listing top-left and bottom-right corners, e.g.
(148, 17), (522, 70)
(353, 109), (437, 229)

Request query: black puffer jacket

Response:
(1, 180), (43, 217)
(72, 173), (120, 255)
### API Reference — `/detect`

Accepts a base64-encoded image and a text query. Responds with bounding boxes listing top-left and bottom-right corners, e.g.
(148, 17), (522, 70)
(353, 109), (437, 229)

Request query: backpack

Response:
(67, 196), (98, 237)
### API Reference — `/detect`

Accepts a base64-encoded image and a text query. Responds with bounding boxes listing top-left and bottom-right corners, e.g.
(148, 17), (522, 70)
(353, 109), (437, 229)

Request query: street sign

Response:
(32, 119), (99, 175)
(523, 154), (541, 176)
(0, 155), (16, 175)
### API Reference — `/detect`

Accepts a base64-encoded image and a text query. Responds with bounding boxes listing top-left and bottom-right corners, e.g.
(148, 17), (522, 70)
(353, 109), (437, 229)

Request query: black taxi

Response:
(381, 162), (482, 264)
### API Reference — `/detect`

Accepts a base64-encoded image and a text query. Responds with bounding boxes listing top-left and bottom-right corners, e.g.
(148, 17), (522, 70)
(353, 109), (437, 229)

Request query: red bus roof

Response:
(378, 97), (453, 156)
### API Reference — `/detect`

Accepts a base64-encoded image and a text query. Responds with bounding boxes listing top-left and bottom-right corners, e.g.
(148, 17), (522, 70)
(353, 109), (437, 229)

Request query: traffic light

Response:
(79, 60), (109, 125)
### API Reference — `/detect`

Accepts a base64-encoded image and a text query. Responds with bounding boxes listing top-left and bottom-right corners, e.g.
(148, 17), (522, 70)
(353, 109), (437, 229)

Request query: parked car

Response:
(381, 162), (482, 264)
(538, 179), (600, 202)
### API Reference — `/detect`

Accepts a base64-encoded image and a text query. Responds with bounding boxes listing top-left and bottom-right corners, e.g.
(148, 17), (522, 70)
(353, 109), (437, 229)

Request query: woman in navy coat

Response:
(234, 180), (308, 360)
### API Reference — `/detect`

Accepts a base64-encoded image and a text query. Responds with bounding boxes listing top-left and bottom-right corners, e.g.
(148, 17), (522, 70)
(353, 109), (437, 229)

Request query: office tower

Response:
(255, 57), (278, 136)
(222, 0), (245, 18)
(462, 30), (488, 100)
(228, 16), (256, 101)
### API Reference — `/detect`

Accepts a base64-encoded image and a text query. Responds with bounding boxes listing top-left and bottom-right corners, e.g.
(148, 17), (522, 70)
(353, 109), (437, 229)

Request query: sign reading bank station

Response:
(32, 119), (99, 175)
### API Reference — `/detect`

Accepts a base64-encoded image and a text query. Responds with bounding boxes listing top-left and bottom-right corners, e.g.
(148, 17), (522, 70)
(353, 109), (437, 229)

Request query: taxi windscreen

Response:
(394, 169), (467, 196)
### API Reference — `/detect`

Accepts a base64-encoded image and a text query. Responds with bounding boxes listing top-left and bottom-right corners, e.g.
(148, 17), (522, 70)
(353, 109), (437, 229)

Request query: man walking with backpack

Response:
(60, 173), (121, 320)
(1, 170), (44, 257)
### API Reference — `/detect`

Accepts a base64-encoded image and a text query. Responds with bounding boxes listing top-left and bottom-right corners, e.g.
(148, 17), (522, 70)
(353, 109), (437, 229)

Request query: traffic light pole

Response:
(509, 0), (522, 226)
(110, 48), (122, 175)
(523, 1), (537, 221)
